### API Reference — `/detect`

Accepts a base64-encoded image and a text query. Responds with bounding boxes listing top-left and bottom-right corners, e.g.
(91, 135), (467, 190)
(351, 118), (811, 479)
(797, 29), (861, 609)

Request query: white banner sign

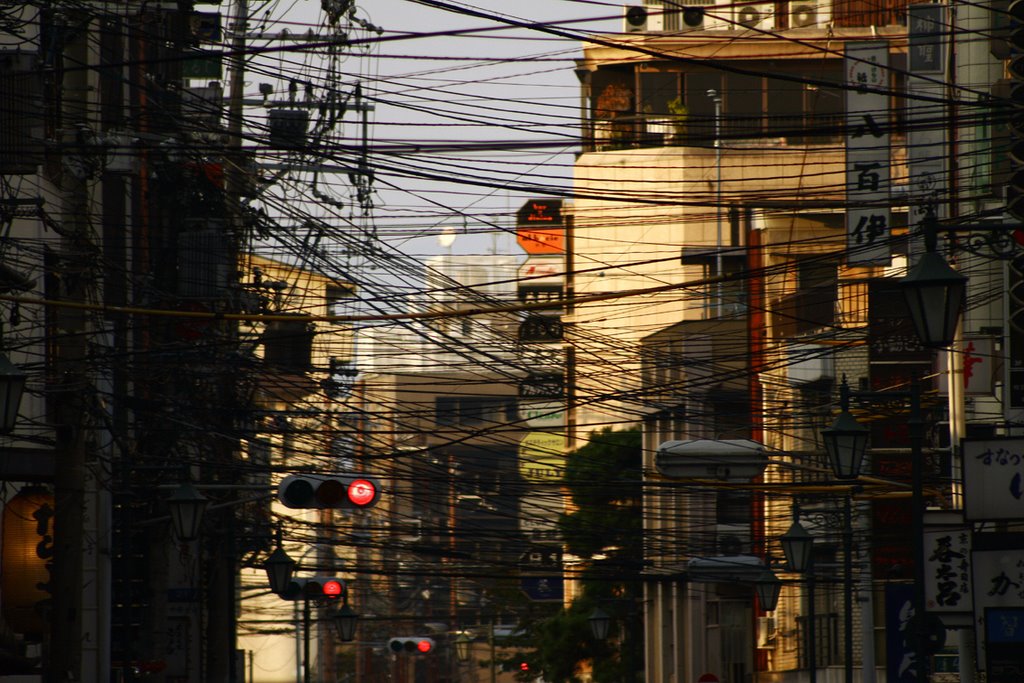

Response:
(923, 512), (972, 613)
(963, 438), (1024, 521)
(845, 42), (891, 265)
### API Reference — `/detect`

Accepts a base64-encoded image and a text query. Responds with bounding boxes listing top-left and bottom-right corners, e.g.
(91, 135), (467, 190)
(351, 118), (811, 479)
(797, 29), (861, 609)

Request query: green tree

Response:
(510, 427), (644, 683)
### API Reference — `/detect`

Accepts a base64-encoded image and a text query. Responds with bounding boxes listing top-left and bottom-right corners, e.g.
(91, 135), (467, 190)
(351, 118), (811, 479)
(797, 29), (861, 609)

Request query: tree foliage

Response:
(511, 427), (644, 683)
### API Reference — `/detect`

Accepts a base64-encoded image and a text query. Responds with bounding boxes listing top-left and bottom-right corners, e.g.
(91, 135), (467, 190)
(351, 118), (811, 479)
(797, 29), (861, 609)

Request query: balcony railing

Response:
(589, 114), (844, 152)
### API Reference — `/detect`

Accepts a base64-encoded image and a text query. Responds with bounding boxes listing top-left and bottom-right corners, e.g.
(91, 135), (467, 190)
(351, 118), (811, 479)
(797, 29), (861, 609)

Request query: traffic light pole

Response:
(304, 596), (312, 683)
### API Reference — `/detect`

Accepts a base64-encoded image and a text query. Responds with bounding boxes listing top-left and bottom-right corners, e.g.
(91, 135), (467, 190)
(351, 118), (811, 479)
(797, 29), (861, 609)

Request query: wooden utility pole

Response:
(49, 9), (93, 680)
(204, 0), (248, 679)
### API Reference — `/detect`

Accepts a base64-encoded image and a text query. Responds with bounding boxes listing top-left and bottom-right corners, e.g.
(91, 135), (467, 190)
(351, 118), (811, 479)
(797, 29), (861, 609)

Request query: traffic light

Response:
(277, 576), (346, 601)
(1007, 0), (1024, 220)
(277, 474), (381, 509)
(387, 637), (435, 655)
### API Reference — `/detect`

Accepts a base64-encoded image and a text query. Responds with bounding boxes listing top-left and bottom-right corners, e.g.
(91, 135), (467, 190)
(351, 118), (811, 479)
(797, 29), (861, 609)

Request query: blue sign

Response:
(987, 608), (1024, 643)
(885, 584), (918, 681)
(520, 576), (563, 602)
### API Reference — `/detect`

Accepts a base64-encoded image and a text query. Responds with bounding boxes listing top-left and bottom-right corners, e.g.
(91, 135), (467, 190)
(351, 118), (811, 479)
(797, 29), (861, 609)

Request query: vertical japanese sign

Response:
(923, 512), (972, 614)
(907, 4), (949, 258)
(845, 42), (891, 265)
(516, 198), (567, 542)
(885, 584), (918, 682)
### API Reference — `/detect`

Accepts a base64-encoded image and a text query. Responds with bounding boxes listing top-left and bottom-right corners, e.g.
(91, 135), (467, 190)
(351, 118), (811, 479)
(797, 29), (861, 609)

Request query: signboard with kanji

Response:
(844, 42), (891, 265)
(971, 546), (1024, 669)
(906, 4), (948, 253)
(923, 512), (972, 613)
(517, 199), (565, 254)
(963, 438), (1024, 521)
(908, 4), (946, 74)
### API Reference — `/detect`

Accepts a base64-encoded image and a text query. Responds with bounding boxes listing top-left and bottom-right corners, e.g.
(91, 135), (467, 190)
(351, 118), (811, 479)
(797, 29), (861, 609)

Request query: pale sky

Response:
(246, 0), (620, 260)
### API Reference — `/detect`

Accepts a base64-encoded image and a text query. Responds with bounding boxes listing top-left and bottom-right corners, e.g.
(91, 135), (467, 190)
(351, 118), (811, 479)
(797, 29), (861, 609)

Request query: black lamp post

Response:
(781, 519), (817, 683)
(820, 377), (926, 683)
(898, 212), (968, 348)
(333, 602), (358, 642)
(821, 382), (869, 480)
(264, 544), (296, 595)
(167, 482), (208, 542)
(780, 520), (813, 574)
(455, 633), (472, 662)
(588, 607), (611, 641)
(0, 352), (27, 433)
(754, 570), (782, 612)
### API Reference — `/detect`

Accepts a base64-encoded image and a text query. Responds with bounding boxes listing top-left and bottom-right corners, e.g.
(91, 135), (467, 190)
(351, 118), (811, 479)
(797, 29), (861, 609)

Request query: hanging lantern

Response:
(2, 487), (54, 635)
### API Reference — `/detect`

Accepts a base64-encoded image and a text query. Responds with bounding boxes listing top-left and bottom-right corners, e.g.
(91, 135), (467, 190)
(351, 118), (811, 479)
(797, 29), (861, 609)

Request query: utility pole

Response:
(204, 0), (248, 679)
(50, 8), (93, 680)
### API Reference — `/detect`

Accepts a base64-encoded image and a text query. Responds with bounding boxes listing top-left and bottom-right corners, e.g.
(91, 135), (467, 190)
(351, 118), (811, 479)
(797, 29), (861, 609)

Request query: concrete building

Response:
(569, 2), (1013, 682)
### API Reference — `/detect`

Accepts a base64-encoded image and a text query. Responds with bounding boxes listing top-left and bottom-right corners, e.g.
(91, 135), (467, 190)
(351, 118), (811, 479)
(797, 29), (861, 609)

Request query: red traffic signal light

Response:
(278, 577), (346, 601)
(278, 474), (381, 509)
(388, 637), (435, 654)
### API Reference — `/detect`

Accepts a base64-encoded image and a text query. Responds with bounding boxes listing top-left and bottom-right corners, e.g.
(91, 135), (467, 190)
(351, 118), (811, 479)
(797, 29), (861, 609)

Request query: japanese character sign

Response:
(963, 438), (1024, 521)
(923, 513), (972, 613)
(845, 42), (891, 265)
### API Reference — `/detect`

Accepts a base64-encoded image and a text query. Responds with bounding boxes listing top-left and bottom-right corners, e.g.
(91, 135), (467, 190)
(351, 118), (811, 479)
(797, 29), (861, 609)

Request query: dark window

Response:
(263, 319), (314, 370)
(717, 489), (751, 525)
(710, 391), (751, 440)
(685, 72), (721, 143)
(436, 397), (516, 427)
(683, 61), (846, 146)
(639, 70), (681, 116)
(725, 73), (762, 141)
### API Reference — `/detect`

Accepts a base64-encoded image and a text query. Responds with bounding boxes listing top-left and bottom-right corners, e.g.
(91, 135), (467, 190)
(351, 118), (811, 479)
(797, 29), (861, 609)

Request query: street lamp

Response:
(820, 376), (926, 683)
(780, 520), (813, 573)
(333, 602), (358, 642)
(754, 570), (782, 612)
(0, 352), (26, 433)
(588, 607), (611, 640)
(821, 381), (869, 479)
(455, 633), (472, 662)
(898, 211), (967, 348)
(167, 481), (208, 542)
(780, 519), (817, 683)
(264, 544), (296, 595)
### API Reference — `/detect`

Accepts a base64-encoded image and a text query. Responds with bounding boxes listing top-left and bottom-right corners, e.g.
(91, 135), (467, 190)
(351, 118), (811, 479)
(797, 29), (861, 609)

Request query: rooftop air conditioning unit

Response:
(788, 0), (831, 27)
(735, 2), (776, 29)
(623, 5), (664, 32)
(671, 0), (731, 30)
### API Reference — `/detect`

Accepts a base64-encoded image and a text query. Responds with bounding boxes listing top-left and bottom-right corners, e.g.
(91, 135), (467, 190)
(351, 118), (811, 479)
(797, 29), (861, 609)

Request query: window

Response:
(436, 397), (517, 427)
(717, 489), (751, 525)
(638, 70), (682, 117)
(683, 61), (845, 145)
